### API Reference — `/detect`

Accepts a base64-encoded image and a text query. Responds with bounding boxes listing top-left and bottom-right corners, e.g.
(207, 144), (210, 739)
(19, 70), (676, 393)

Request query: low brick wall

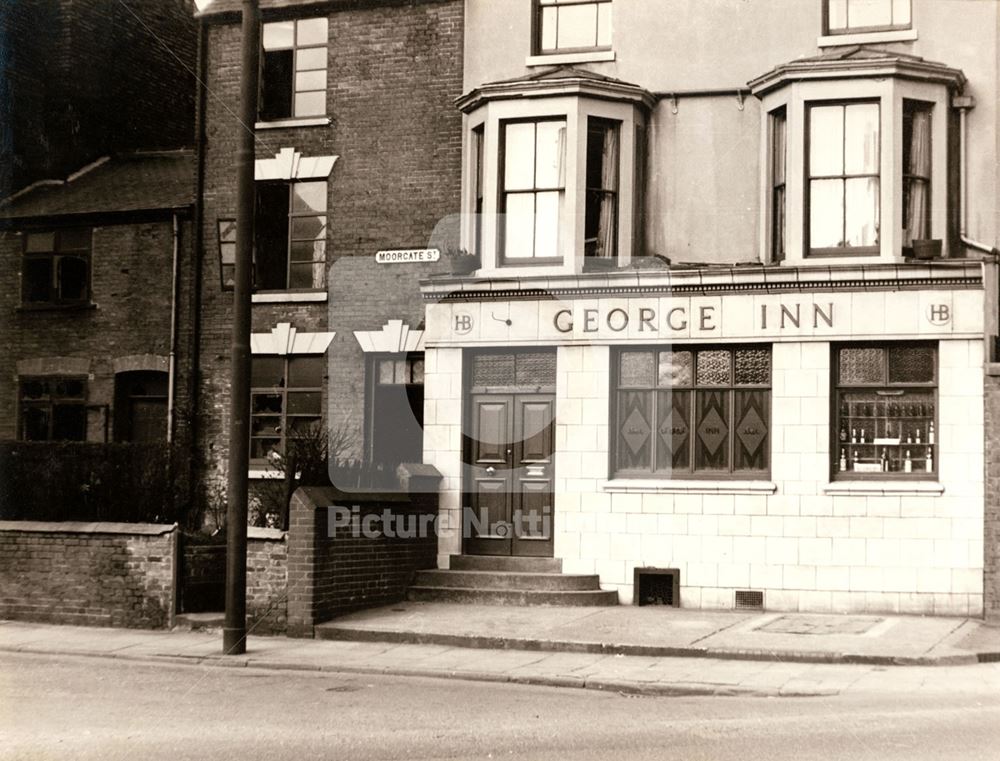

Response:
(287, 476), (441, 638)
(0, 521), (177, 629)
(246, 528), (288, 635)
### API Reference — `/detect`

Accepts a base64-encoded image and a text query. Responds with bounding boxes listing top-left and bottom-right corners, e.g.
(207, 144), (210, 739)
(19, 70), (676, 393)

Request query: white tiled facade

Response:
(421, 270), (987, 616)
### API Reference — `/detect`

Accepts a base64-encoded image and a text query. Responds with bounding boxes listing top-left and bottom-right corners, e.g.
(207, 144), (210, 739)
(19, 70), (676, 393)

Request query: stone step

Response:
(173, 612), (224, 631)
(449, 555), (563, 573)
(413, 569), (602, 592)
(406, 586), (619, 606)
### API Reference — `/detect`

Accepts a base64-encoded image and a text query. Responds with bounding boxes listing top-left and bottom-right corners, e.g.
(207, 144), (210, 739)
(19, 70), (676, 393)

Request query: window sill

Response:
(601, 479), (777, 495)
(16, 302), (97, 313)
(255, 116), (331, 130)
(525, 50), (615, 67)
(817, 29), (918, 47)
(823, 481), (944, 496)
(252, 290), (327, 303)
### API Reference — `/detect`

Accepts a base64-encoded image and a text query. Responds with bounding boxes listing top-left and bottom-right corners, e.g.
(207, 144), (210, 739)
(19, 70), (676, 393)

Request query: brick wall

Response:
(247, 529), (288, 635)
(287, 484), (440, 638)
(0, 217), (198, 449)
(984, 368), (1000, 623)
(0, 521), (177, 629)
(196, 0), (463, 483)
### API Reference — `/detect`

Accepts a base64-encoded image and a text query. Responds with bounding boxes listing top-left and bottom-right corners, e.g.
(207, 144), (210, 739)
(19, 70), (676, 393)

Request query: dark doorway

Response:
(367, 354), (424, 472)
(114, 371), (168, 443)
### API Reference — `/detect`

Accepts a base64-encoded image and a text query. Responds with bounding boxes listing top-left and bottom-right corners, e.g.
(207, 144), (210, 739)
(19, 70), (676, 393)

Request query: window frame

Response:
(901, 98), (933, 251)
(253, 179), (328, 292)
(259, 17), (329, 121)
(18, 376), (88, 442)
(611, 345), (773, 481)
(21, 229), (92, 307)
(805, 99), (882, 258)
(769, 107), (787, 264)
(831, 342), (938, 482)
(823, 0), (912, 36)
(584, 117), (621, 262)
(249, 355), (325, 463)
(498, 117), (567, 266)
(534, 0), (613, 56)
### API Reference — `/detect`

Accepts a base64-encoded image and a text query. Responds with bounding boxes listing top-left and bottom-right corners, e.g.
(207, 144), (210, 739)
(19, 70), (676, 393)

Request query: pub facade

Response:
(419, 0), (1000, 616)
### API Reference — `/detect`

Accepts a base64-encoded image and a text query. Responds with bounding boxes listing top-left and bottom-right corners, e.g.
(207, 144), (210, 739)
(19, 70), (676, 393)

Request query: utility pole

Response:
(223, 0), (259, 656)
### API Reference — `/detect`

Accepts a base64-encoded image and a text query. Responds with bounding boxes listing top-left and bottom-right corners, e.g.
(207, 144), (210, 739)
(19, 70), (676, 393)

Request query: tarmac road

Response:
(1, 652), (997, 761)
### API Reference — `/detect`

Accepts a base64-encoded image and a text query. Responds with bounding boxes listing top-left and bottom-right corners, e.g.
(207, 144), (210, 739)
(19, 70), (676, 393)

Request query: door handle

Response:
(485, 466), (496, 476)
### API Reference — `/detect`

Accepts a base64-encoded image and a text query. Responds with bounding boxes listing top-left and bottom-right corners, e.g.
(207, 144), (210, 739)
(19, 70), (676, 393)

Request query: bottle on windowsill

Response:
(840, 448), (848, 472)
(904, 450), (913, 473)
(929, 422), (935, 445)
(925, 447), (933, 473)
(881, 449), (888, 472)
(840, 425), (847, 443)
(915, 428), (922, 444)
(853, 450), (859, 470)
(860, 428), (866, 443)
(852, 428), (858, 444)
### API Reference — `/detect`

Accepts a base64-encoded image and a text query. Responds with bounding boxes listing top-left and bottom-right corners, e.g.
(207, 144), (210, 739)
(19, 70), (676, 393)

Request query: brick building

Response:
(0, 0), (198, 197)
(0, 151), (197, 449)
(415, 0), (1000, 618)
(193, 0), (463, 495)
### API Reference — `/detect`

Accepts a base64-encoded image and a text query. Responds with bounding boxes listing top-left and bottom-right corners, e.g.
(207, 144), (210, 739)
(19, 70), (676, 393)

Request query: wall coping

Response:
(0, 520), (177, 536)
(248, 526), (287, 541)
(601, 479), (778, 495)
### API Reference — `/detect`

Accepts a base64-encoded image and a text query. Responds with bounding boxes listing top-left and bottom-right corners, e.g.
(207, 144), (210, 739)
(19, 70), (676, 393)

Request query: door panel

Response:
(464, 392), (555, 557)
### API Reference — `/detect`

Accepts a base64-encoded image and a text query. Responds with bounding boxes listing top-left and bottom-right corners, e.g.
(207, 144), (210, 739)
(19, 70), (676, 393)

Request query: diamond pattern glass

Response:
(839, 347), (884, 384)
(696, 350), (731, 386)
(658, 351), (693, 387)
(735, 349), (770, 385)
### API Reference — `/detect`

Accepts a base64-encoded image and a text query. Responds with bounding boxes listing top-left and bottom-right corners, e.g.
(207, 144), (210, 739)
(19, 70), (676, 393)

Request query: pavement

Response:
(3, 604), (1000, 699)
(317, 602), (1000, 666)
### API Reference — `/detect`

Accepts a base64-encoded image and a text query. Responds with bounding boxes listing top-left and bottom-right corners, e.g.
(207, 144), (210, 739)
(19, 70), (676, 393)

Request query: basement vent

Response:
(734, 589), (764, 610)
(634, 567), (680, 607)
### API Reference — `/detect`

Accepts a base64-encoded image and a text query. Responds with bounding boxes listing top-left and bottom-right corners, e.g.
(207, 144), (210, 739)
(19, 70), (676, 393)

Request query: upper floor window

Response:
(250, 355), (323, 461)
(902, 100), (932, 249)
(260, 17), (328, 121)
(770, 108), (787, 263)
(22, 229), (90, 306)
(613, 347), (771, 479)
(501, 120), (566, 262)
(585, 118), (619, 261)
(807, 101), (880, 256)
(536, 0), (612, 54)
(19, 377), (87, 441)
(825, 0), (911, 35)
(255, 180), (327, 290)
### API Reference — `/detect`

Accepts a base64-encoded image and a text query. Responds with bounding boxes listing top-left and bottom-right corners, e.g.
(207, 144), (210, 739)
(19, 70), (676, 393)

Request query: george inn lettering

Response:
(552, 302), (835, 335)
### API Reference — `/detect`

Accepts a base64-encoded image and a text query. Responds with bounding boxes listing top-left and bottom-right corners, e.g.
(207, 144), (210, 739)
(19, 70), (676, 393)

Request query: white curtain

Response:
(904, 110), (931, 245)
(595, 125), (619, 258)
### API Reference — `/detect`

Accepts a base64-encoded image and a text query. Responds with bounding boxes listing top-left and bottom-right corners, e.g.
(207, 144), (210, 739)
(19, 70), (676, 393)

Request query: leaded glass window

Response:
(614, 347), (771, 478)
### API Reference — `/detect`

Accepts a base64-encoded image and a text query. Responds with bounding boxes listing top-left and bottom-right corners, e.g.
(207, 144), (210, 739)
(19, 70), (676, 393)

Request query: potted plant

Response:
(443, 247), (480, 275)
(911, 239), (942, 260)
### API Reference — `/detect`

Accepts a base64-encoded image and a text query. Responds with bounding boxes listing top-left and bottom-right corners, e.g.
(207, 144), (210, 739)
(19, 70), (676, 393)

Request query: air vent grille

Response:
(734, 589), (764, 610)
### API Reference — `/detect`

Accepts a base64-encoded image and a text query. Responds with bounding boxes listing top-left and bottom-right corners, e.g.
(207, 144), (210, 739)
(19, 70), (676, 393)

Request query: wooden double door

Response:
(464, 393), (555, 557)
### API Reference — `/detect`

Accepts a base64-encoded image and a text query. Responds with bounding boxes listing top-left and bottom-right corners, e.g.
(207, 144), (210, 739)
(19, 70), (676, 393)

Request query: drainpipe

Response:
(955, 96), (999, 256)
(167, 213), (180, 444)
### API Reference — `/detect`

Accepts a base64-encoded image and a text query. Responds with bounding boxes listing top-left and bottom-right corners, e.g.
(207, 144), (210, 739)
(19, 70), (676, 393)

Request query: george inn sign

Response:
(424, 290), (983, 347)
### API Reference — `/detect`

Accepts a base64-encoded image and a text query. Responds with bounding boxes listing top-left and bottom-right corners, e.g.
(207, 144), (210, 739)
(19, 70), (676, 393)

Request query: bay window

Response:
(808, 101), (880, 256)
(752, 48), (962, 264)
(501, 120), (566, 261)
(613, 347), (771, 479)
